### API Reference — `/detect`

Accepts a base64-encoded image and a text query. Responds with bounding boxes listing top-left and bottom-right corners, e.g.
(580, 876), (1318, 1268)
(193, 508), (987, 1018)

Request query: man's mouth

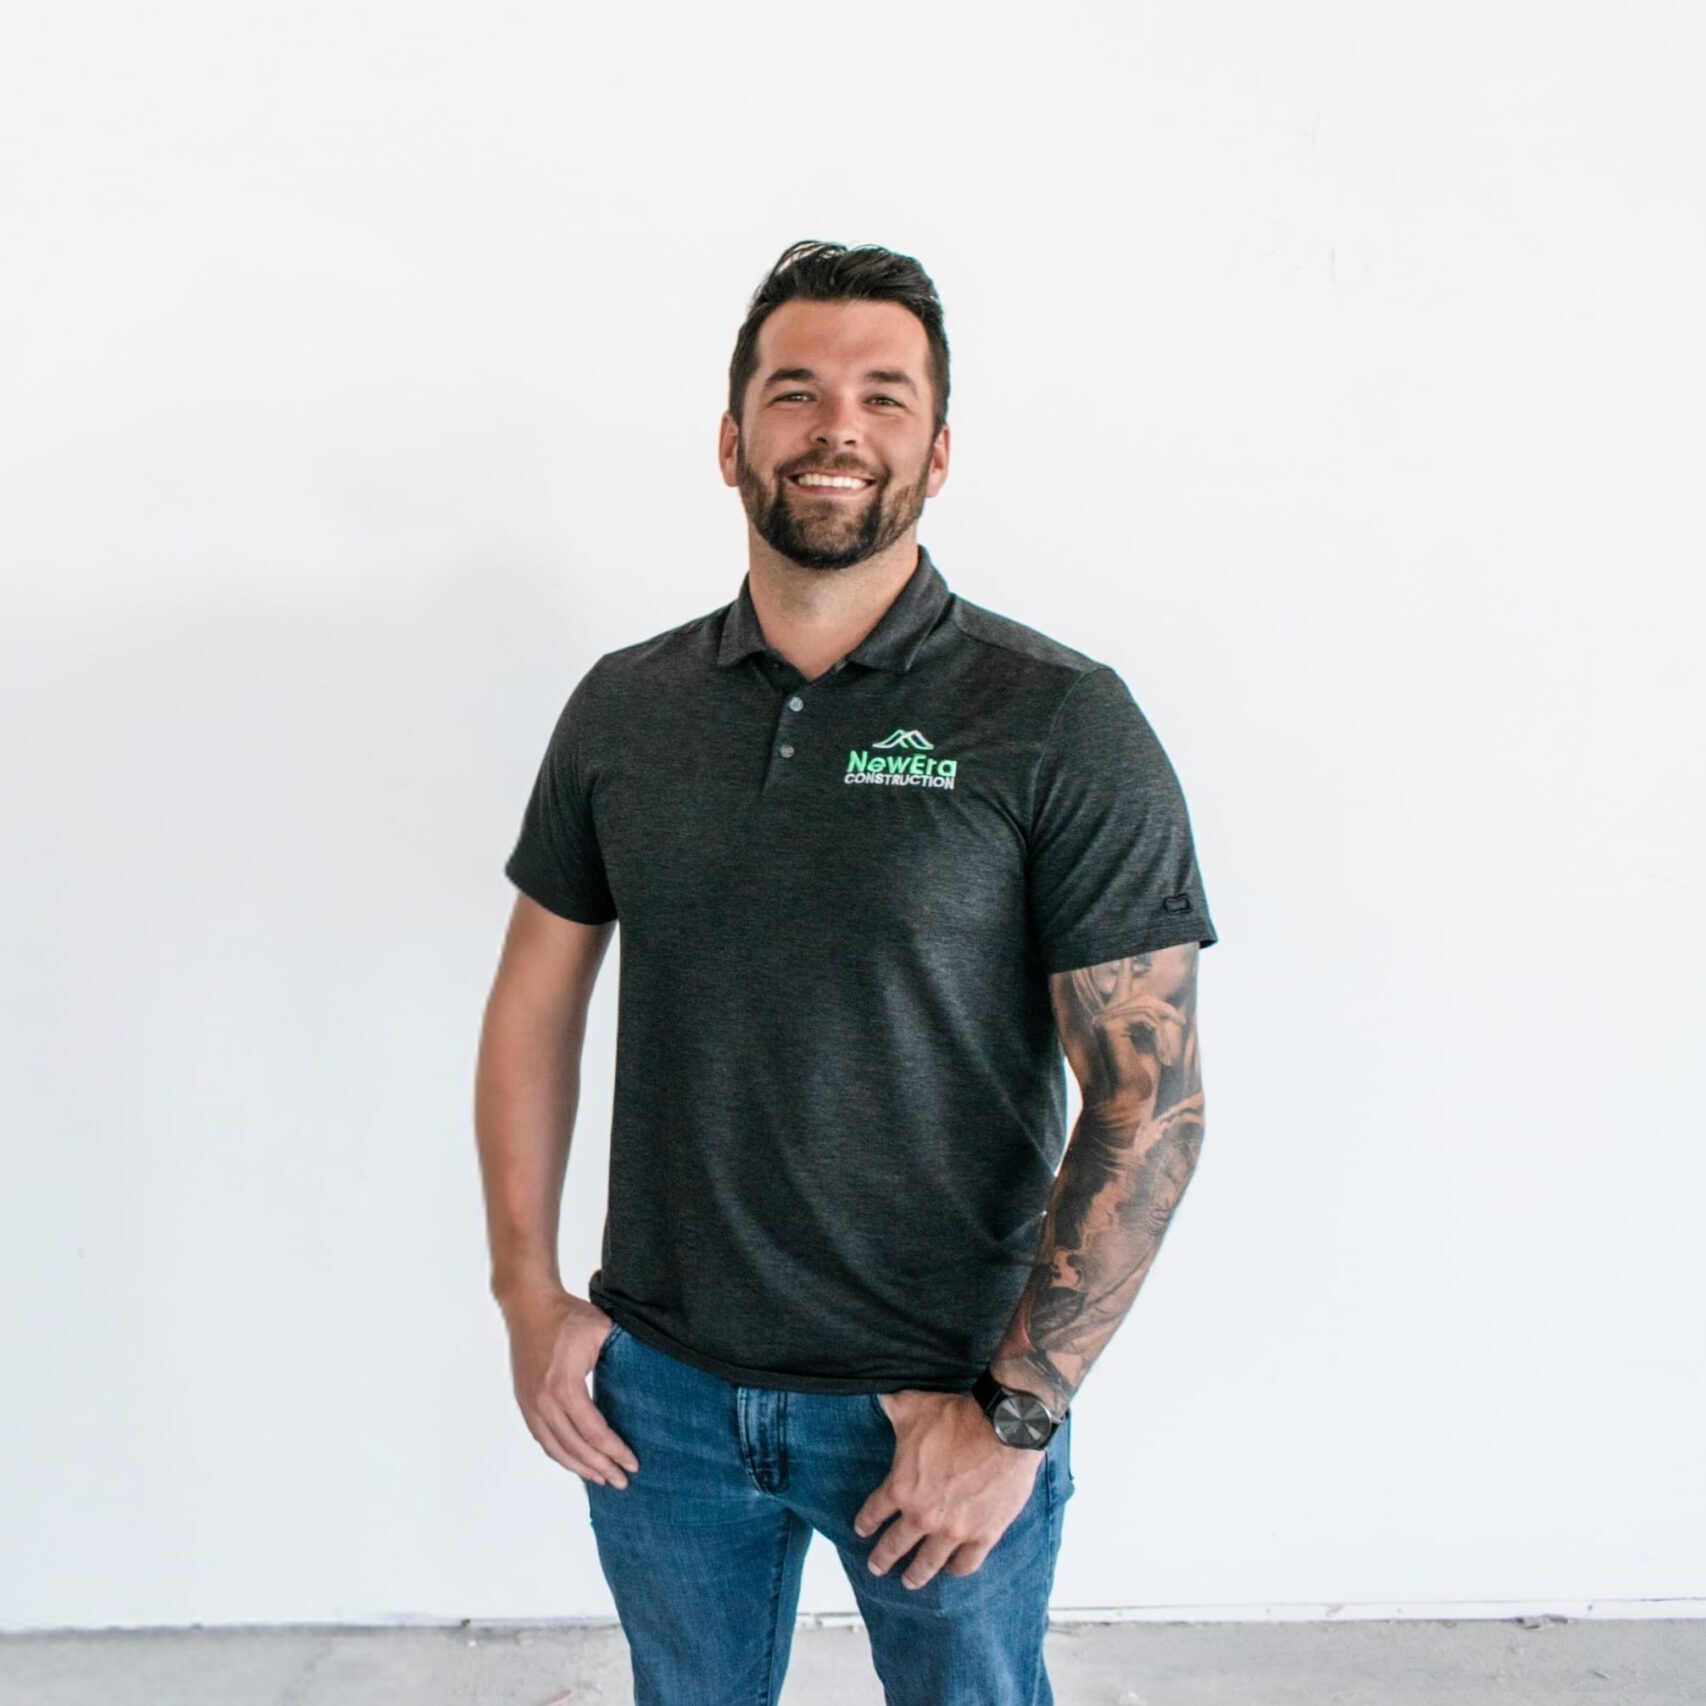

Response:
(788, 471), (876, 496)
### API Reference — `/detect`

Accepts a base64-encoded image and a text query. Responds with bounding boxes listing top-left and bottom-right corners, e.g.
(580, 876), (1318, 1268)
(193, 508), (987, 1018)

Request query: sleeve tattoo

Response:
(988, 943), (1205, 1416)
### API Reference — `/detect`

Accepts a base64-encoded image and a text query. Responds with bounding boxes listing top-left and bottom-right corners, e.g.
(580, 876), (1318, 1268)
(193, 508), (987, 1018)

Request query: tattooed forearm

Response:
(989, 944), (1204, 1416)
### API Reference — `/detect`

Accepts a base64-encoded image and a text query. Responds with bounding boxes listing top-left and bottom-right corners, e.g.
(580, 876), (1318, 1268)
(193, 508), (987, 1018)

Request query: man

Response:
(475, 239), (1217, 1706)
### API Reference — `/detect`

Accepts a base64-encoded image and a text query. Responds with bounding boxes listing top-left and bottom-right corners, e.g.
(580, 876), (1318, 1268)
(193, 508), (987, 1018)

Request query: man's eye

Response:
(870, 396), (901, 406)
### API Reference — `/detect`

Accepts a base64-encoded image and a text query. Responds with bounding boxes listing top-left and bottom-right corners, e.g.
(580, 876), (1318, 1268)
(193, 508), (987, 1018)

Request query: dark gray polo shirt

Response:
(504, 544), (1217, 1395)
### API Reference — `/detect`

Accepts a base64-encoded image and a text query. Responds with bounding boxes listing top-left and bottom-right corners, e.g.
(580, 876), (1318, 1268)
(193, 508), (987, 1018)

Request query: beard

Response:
(735, 442), (932, 571)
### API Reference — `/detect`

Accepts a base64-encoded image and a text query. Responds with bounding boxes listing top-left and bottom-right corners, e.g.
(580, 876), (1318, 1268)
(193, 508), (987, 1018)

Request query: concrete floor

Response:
(2, 1617), (1703, 1705)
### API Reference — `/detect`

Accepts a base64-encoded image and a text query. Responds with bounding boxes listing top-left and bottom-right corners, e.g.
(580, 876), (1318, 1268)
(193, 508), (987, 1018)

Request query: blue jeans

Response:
(586, 1322), (1075, 1705)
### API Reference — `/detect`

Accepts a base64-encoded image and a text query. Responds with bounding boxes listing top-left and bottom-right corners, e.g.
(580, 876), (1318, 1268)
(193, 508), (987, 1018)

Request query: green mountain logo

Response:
(845, 727), (958, 790)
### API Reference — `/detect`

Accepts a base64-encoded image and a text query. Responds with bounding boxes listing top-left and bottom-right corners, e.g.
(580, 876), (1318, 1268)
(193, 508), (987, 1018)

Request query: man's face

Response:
(719, 299), (949, 571)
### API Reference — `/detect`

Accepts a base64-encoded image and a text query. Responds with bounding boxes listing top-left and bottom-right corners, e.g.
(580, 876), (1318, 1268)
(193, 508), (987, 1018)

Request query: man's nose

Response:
(810, 395), (863, 446)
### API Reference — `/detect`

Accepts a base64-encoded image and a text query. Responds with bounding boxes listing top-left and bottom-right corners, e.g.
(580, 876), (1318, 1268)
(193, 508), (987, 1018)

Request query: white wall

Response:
(2, 0), (1701, 1632)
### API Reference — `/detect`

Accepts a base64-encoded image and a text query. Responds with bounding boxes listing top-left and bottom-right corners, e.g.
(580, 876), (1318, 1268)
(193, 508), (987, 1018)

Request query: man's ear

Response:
(926, 421), (951, 498)
(718, 410), (740, 487)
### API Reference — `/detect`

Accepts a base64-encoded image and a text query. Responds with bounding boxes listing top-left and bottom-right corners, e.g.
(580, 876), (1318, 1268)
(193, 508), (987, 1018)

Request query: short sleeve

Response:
(1026, 666), (1217, 974)
(503, 667), (618, 926)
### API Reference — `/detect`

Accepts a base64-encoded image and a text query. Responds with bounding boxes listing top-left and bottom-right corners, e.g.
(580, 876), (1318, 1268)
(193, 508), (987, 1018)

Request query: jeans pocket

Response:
(596, 1321), (627, 1365)
(869, 1391), (894, 1431)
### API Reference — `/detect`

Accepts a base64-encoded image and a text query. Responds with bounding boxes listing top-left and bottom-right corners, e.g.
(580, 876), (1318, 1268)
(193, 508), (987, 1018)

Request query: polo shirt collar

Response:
(715, 545), (952, 675)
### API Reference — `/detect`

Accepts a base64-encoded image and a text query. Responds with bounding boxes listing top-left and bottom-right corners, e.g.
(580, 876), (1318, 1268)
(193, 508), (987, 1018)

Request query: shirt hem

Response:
(598, 1303), (979, 1398)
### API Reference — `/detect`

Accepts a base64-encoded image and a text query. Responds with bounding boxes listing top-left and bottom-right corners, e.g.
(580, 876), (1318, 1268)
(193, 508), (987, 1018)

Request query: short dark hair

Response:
(727, 239), (950, 438)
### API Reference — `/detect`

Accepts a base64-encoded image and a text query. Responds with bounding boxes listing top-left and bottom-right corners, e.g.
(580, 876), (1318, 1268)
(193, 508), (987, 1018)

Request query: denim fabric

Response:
(586, 1322), (1076, 1705)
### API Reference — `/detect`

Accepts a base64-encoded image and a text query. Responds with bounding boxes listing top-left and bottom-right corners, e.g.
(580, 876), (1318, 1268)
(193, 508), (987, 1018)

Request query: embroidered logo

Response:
(845, 728), (959, 790)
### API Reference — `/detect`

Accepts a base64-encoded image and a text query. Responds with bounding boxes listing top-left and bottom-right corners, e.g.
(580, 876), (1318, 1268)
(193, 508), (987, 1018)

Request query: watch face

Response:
(993, 1390), (1054, 1448)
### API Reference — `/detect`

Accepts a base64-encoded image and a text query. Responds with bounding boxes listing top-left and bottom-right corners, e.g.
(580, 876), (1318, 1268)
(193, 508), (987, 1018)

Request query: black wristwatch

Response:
(971, 1365), (1065, 1449)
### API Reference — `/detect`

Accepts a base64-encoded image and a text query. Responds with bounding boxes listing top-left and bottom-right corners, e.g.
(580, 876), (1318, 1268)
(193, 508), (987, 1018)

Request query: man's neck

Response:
(744, 532), (920, 682)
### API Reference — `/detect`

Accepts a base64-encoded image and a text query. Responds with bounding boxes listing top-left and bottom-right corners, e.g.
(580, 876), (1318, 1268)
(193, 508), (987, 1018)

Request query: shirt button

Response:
(779, 743), (795, 758)
(787, 695), (803, 711)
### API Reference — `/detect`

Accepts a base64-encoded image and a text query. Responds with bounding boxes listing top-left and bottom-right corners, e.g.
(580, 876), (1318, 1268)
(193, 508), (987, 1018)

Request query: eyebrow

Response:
(761, 366), (920, 395)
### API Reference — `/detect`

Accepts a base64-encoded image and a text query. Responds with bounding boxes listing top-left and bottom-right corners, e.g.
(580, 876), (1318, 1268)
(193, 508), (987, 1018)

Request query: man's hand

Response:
(853, 1390), (1046, 1589)
(499, 1285), (641, 1489)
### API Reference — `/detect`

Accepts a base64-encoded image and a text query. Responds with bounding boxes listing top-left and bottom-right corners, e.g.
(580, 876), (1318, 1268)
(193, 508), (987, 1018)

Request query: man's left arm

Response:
(987, 942), (1206, 1418)
(854, 946), (1206, 1584)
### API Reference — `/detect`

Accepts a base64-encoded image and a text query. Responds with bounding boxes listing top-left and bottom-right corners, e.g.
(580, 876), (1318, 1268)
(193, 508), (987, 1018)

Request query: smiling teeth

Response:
(795, 474), (869, 489)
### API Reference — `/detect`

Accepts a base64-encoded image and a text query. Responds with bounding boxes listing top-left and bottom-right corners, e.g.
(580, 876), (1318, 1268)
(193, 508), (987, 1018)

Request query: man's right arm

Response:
(475, 892), (616, 1309)
(476, 893), (639, 1488)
